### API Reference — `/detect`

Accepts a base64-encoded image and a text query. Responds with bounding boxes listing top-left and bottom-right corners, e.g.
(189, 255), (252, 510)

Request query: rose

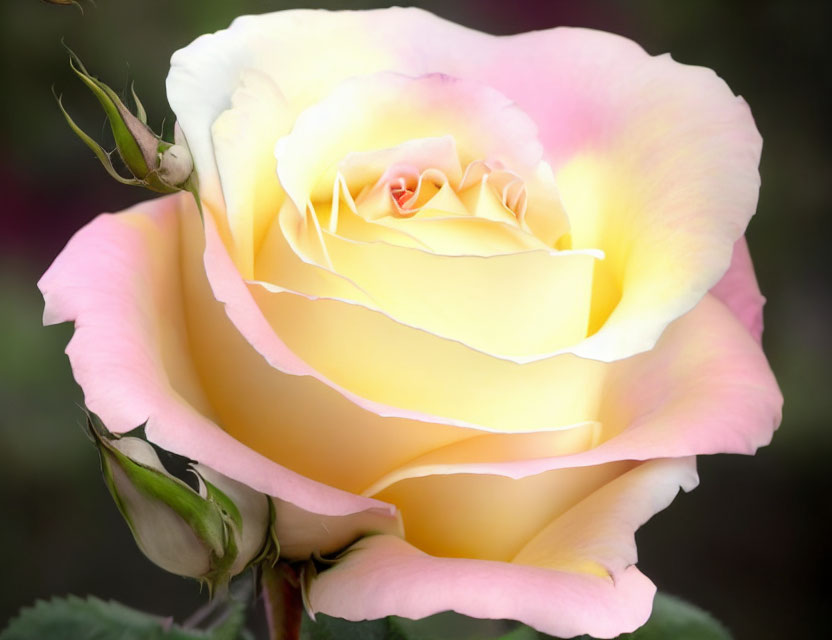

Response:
(40, 8), (782, 639)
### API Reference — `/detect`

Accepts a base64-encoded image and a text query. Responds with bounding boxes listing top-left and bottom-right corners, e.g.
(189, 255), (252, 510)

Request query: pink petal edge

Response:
(309, 534), (656, 639)
(710, 237), (766, 342)
(37, 193), (395, 520)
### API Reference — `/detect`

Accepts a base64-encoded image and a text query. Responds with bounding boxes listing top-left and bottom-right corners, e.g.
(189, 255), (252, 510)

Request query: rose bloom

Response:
(40, 8), (782, 639)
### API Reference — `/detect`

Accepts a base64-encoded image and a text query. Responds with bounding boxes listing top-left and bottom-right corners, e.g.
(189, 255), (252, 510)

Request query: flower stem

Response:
(262, 562), (302, 640)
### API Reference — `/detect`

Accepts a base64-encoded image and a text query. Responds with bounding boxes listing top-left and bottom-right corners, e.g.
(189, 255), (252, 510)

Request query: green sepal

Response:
(199, 479), (243, 596)
(96, 434), (227, 559)
(131, 82), (148, 124)
(54, 89), (143, 187)
(67, 50), (155, 180)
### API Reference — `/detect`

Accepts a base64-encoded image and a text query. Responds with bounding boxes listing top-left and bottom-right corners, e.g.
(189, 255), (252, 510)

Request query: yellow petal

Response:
(211, 70), (292, 278)
(373, 461), (633, 562)
(248, 286), (607, 432)
(318, 232), (600, 358)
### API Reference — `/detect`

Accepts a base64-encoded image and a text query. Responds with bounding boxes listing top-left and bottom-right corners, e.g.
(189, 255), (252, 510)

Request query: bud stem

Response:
(262, 562), (302, 640)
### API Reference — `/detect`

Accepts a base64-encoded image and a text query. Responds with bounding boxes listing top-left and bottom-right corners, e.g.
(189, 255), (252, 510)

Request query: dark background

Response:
(1, 1), (829, 638)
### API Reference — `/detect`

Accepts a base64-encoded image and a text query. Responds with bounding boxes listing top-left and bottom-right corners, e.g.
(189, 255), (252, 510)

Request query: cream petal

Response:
(247, 283), (606, 432)
(373, 461), (634, 562)
(211, 69), (292, 278)
(357, 294), (781, 489)
(193, 207), (486, 493)
(253, 199), (376, 306)
(512, 457), (698, 576)
(318, 233), (599, 358)
(369, 215), (546, 256)
(338, 136), (463, 195)
(361, 422), (601, 498)
(273, 71), (554, 225)
(167, 9), (404, 213)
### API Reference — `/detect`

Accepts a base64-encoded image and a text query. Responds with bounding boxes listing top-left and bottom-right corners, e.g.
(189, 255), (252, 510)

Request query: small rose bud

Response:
(56, 49), (193, 193)
(94, 428), (269, 592)
(158, 144), (194, 187)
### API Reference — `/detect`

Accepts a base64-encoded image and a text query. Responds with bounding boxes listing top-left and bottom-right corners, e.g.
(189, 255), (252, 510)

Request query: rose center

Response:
(358, 160), (529, 228)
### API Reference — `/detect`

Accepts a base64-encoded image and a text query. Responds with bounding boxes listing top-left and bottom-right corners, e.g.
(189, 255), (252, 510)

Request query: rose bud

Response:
(55, 50), (193, 193)
(93, 427), (269, 592)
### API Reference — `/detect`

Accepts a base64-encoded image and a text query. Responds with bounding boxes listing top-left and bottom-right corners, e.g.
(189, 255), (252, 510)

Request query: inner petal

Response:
(274, 70), (567, 243)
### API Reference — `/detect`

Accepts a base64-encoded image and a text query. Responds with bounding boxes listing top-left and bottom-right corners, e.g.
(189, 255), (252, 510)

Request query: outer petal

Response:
(308, 535), (655, 639)
(37, 193), (395, 522)
(483, 28), (762, 361)
(709, 237), (766, 342)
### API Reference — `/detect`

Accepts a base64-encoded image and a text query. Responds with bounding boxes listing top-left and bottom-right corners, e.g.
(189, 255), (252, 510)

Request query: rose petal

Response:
(166, 9), (402, 214)
(709, 237), (766, 342)
(368, 214), (546, 256)
(512, 458), (698, 576)
(314, 234), (600, 358)
(38, 193), (396, 520)
(245, 281), (607, 432)
(373, 461), (633, 562)
(192, 208), (490, 493)
(360, 294), (781, 491)
(273, 498), (403, 561)
(480, 30), (762, 360)
(211, 69), (292, 278)
(274, 71), (551, 216)
(338, 136), (462, 191)
(308, 534), (656, 639)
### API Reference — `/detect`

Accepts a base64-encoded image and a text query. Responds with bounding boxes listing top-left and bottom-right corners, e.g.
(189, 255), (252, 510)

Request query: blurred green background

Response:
(1, 0), (829, 638)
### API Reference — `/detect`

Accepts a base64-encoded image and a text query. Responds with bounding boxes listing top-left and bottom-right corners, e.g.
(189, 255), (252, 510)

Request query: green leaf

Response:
(302, 612), (520, 640)
(618, 593), (732, 640)
(201, 598), (247, 640)
(0, 595), (249, 640)
(495, 627), (542, 640)
(388, 612), (515, 640)
(301, 613), (390, 640)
